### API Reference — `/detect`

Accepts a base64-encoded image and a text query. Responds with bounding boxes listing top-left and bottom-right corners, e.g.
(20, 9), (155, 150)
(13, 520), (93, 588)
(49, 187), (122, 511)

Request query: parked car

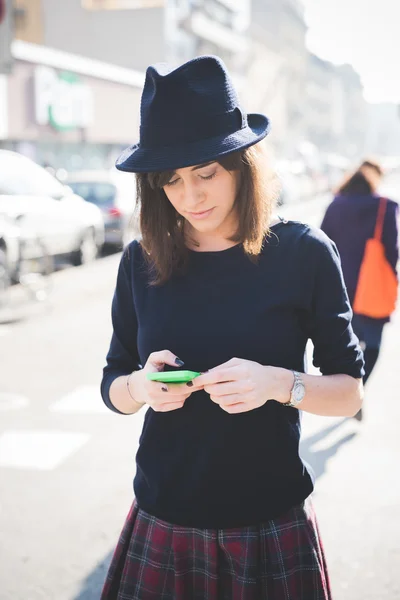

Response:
(65, 170), (138, 249)
(0, 214), (20, 307)
(0, 150), (105, 268)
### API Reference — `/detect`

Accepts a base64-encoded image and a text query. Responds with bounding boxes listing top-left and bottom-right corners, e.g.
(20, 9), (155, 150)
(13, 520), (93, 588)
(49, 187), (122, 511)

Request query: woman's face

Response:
(162, 161), (240, 238)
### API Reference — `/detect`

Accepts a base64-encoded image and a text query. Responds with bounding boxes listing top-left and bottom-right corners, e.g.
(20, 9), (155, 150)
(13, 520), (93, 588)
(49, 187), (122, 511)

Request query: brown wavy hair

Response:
(135, 143), (279, 285)
(336, 159), (383, 196)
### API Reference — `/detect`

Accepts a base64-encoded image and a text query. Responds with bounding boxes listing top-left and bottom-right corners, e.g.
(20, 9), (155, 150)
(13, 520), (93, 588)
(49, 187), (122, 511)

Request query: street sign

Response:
(0, 0), (13, 75)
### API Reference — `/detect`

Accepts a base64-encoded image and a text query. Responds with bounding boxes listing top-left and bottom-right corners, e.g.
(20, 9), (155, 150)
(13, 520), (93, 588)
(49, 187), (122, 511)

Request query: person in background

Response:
(100, 55), (364, 600)
(321, 160), (399, 420)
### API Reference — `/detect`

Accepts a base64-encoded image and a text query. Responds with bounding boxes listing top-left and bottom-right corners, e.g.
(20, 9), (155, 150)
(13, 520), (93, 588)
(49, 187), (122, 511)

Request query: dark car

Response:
(66, 170), (139, 249)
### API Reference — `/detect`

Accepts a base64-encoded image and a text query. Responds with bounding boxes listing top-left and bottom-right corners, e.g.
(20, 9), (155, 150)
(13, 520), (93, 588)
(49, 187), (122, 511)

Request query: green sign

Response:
(35, 66), (94, 131)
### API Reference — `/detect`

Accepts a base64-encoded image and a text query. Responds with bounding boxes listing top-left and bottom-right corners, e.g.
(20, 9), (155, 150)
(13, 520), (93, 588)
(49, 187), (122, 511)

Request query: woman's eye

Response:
(200, 172), (216, 181)
(166, 178), (180, 187)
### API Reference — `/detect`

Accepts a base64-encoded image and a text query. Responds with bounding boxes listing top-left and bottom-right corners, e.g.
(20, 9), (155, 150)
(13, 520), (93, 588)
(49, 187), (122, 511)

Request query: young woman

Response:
(321, 160), (398, 420)
(100, 56), (364, 599)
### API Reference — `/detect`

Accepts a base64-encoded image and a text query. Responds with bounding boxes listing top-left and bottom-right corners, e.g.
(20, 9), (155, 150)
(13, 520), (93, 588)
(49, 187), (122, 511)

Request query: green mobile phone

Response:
(147, 370), (201, 384)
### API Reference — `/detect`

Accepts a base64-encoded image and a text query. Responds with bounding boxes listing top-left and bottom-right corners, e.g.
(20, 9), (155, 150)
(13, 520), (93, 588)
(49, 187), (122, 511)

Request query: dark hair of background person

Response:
(134, 144), (280, 285)
(336, 159), (383, 196)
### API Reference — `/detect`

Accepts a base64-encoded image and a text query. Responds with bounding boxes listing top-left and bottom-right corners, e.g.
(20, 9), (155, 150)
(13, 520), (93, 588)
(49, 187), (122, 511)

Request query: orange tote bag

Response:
(353, 198), (398, 318)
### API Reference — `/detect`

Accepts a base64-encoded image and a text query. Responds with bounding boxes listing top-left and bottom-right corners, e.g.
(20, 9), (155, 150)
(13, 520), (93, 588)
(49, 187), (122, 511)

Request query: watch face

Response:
(294, 383), (305, 403)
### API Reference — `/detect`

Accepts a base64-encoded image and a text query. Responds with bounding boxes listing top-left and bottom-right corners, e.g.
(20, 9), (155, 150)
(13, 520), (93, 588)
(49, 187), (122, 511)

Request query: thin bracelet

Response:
(126, 373), (144, 409)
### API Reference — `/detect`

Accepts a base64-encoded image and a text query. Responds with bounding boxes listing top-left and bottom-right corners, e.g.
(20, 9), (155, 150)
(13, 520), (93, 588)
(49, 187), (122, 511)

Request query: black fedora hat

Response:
(116, 55), (270, 173)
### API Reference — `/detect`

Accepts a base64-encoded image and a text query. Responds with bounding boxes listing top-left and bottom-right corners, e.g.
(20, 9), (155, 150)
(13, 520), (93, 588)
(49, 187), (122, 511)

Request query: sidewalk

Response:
(302, 307), (400, 599)
(281, 193), (400, 598)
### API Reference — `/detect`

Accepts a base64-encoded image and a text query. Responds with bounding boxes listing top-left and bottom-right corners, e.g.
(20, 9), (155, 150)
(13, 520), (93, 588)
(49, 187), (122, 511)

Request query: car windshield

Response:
(68, 182), (116, 206)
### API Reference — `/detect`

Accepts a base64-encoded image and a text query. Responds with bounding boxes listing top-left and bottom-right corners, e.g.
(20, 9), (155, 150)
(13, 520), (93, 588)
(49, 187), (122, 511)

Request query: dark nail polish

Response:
(186, 381), (194, 387)
(175, 358), (185, 367)
(162, 386), (168, 392)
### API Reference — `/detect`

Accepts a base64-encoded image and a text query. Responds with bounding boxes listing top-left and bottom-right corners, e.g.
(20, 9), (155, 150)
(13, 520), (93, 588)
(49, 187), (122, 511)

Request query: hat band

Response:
(140, 107), (247, 149)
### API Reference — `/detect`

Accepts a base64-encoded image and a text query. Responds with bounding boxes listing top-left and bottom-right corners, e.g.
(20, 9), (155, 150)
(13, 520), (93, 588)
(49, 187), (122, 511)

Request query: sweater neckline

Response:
(188, 220), (286, 256)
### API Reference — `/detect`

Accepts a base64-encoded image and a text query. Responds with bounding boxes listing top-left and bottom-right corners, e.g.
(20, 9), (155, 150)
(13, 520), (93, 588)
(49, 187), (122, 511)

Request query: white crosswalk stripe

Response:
(0, 386), (111, 471)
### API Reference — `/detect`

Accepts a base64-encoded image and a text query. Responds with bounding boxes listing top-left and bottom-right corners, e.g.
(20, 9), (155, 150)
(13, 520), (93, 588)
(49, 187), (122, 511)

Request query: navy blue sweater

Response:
(101, 220), (364, 528)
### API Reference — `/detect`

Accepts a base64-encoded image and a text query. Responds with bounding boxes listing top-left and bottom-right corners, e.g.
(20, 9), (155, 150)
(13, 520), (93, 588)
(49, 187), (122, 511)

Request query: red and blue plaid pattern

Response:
(101, 497), (332, 599)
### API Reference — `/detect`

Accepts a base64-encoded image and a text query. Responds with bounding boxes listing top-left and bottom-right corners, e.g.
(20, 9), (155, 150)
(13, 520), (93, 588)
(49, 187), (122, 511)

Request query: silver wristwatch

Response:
(283, 371), (305, 408)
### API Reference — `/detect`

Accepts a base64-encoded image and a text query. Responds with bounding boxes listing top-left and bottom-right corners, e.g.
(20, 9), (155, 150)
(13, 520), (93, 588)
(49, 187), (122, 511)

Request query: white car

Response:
(0, 150), (105, 267)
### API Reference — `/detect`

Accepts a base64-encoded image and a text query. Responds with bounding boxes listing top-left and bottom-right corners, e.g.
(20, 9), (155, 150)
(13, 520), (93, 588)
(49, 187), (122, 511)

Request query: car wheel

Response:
(0, 248), (11, 309)
(71, 229), (98, 266)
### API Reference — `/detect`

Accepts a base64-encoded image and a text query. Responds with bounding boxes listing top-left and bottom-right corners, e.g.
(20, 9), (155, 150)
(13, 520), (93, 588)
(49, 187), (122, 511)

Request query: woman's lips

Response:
(187, 208), (215, 220)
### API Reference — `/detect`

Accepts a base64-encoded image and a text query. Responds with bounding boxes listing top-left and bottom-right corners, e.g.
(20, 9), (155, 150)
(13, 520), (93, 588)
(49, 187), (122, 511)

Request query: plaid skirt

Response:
(101, 497), (332, 600)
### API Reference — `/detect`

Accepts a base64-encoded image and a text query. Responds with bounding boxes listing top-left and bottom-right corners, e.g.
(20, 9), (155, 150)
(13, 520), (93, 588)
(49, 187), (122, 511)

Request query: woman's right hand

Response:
(128, 350), (200, 412)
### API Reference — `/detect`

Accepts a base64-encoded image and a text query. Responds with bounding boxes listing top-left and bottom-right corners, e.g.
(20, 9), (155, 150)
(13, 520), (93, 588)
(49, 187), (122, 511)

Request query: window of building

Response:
(14, 0), (43, 45)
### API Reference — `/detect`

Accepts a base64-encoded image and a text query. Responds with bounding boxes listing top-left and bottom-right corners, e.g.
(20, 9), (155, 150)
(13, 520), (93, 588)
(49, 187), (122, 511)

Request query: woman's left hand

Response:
(193, 358), (292, 414)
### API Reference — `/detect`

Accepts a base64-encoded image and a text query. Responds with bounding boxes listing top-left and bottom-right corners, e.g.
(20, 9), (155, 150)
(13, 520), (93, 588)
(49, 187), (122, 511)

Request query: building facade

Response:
(12, 0), (250, 77)
(13, 0), (166, 71)
(1, 0), (370, 170)
(365, 103), (400, 157)
(336, 64), (367, 158)
(0, 41), (144, 170)
(0, 0), (252, 169)
(249, 0), (308, 156)
(306, 54), (345, 153)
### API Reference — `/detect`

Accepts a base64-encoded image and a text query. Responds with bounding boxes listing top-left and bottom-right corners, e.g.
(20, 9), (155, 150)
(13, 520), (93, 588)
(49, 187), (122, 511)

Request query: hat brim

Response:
(115, 113), (270, 173)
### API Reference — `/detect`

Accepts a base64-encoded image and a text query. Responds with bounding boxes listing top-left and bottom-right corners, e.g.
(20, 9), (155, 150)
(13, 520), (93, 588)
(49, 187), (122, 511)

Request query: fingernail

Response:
(175, 357), (185, 367)
(186, 381), (194, 387)
(161, 386), (168, 392)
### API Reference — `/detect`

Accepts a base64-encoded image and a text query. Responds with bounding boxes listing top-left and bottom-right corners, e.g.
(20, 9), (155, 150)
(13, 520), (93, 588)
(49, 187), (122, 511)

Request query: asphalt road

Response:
(0, 195), (399, 600)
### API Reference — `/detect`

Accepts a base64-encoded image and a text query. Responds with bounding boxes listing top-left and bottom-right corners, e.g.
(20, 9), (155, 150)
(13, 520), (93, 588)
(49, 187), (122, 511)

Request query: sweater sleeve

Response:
(306, 230), (365, 378)
(100, 246), (141, 414)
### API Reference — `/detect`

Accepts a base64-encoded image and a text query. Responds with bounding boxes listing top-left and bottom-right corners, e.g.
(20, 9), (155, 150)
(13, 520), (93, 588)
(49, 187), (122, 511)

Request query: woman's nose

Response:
(181, 183), (204, 207)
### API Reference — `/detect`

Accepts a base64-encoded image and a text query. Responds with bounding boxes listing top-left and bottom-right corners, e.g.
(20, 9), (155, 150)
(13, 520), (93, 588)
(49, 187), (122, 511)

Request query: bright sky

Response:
(302, 0), (400, 103)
